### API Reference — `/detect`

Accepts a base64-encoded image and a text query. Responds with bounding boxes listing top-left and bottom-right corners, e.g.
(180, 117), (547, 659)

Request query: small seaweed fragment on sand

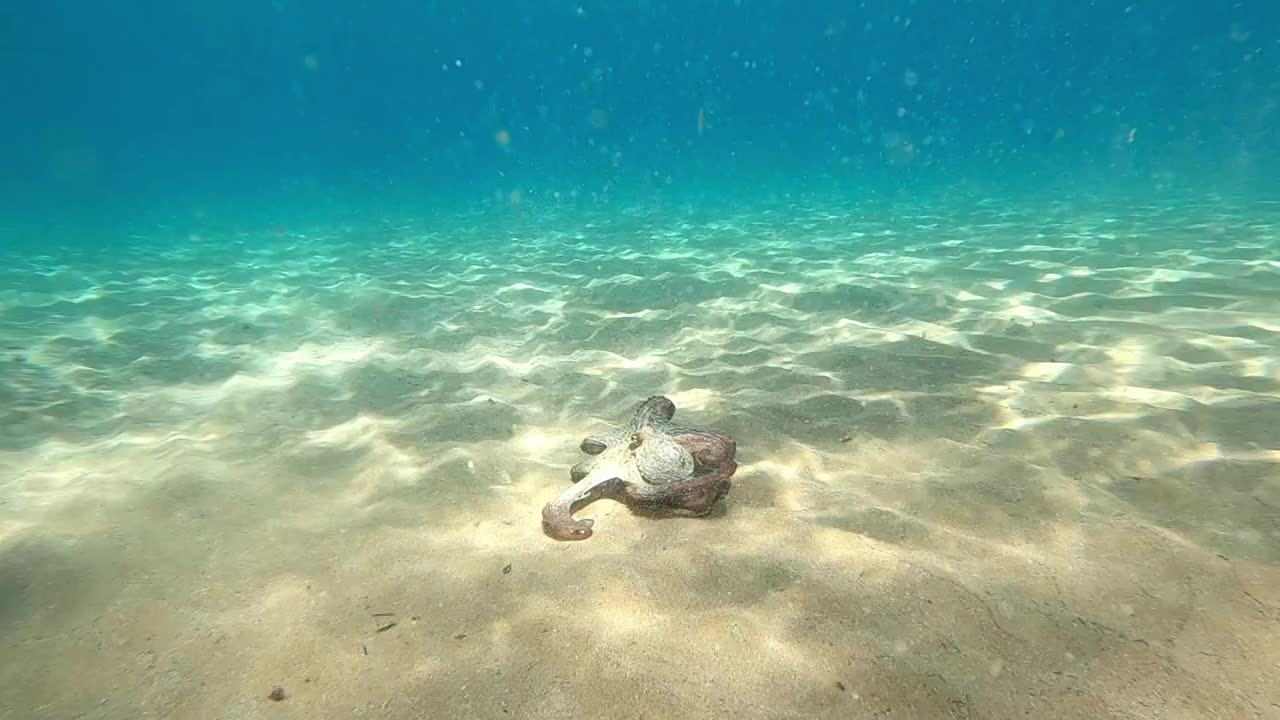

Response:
(375, 621), (398, 633)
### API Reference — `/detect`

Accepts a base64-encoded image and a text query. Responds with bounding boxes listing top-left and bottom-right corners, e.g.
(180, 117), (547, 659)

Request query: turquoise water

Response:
(2, 4), (1279, 719)
(3, 3), (1277, 234)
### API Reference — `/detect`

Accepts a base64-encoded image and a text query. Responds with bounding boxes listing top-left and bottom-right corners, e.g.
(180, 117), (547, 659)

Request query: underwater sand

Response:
(1, 195), (1279, 719)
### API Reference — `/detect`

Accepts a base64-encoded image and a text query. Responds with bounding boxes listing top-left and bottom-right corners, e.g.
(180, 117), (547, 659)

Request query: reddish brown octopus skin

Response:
(540, 430), (738, 541)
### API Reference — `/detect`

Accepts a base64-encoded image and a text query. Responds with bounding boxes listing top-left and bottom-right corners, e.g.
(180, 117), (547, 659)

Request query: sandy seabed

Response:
(1, 195), (1279, 719)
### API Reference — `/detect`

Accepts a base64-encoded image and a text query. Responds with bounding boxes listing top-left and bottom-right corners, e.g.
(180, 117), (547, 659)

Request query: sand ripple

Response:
(1, 195), (1278, 718)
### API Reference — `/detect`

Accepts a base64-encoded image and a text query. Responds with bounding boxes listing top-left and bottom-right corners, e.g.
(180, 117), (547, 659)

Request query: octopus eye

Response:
(628, 433), (643, 449)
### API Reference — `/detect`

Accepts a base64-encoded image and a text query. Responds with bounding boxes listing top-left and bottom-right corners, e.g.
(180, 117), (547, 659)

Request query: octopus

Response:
(541, 395), (738, 541)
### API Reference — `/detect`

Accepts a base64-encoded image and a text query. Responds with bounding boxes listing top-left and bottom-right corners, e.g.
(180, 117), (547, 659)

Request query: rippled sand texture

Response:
(2, 196), (1279, 720)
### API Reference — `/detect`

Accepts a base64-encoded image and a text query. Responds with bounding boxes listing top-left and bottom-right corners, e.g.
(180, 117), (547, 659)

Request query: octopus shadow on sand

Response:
(541, 396), (739, 541)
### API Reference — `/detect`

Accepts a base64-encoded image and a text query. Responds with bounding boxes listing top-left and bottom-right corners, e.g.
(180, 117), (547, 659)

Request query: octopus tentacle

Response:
(580, 396), (678, 454)
(580, 427), (625, 454)
(541, 473), (625, 541)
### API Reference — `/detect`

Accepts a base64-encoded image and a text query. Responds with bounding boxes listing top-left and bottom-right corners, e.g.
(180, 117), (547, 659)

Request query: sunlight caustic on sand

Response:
(0, 195), (1278, 718)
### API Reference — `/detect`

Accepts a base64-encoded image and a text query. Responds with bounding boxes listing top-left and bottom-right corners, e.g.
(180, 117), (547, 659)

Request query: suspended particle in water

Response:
(494, 129), (511, 146)
(303, 54), (319, 71)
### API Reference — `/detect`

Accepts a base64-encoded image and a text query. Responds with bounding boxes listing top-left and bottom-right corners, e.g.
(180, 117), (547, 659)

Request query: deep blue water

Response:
(1, 1), (1277, 240)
